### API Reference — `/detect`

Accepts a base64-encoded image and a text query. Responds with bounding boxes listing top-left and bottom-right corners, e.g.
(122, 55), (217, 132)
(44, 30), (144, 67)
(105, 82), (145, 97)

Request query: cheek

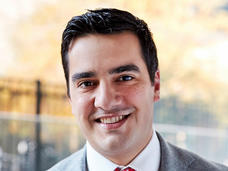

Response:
(71, 96), (92, 120)
(71, 96), (94, 134)
(124, 85), (154, 119)
(123, 85), (150, 104)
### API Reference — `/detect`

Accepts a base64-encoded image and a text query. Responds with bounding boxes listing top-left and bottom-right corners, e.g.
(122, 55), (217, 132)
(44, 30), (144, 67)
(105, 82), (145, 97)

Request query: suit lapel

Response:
(80, 145), (89, 171)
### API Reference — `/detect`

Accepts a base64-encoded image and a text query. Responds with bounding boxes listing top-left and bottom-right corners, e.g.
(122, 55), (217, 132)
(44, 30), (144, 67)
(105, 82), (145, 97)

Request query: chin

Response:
(103, 138), (130, 153)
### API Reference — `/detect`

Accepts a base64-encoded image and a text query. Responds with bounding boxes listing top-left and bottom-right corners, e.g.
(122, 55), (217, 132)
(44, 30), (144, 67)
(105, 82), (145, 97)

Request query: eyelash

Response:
(117, 75), (134, 82)
(77, 75), (134, 89)
(78, 80), (97, 88)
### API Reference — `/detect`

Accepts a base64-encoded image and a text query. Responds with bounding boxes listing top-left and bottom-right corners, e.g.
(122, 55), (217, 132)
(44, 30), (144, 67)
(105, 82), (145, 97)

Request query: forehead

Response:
(68, 32), (146, 75)
(69, 32), (141, 55)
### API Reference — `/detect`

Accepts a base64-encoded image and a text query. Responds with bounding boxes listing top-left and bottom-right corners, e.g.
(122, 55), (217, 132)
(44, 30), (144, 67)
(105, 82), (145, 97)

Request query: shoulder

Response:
(156, 132), (228, 171)
(47, 147), (87, 171)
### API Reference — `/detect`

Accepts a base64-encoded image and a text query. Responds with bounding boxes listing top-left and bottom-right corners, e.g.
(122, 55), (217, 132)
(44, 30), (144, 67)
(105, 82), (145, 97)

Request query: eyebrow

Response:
(108, 64), (140, 74)
(71, 71), (96, 82)
(71, 64), (140, 82)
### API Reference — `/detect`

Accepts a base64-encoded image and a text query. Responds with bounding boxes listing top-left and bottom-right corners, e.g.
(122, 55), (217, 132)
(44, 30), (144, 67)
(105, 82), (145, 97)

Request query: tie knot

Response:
(114, 167), (136, 171)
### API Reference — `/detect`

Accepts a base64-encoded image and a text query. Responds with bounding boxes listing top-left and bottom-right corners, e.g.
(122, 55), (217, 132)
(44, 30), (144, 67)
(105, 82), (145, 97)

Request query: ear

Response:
(153, 70), (160, 102)
(68, 97), (76, 114)
(68, 96), (72, 105)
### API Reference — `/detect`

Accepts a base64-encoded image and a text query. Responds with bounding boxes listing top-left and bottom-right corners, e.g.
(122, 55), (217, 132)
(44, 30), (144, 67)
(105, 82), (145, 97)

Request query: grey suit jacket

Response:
(48, 132), (228, 171)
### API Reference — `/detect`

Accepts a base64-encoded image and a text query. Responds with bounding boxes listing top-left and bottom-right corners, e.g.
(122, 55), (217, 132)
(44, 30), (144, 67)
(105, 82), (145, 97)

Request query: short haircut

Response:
(61, 8), (158, 97)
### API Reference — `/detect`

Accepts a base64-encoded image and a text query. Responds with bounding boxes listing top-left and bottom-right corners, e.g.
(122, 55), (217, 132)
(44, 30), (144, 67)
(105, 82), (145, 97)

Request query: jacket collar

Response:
(156, 132), (195, 171)
(78, 145), (89, 171)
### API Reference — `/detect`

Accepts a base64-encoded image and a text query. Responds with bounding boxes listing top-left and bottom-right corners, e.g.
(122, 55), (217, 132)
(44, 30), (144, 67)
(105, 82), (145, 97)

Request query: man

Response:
(48, 8), (228, 171)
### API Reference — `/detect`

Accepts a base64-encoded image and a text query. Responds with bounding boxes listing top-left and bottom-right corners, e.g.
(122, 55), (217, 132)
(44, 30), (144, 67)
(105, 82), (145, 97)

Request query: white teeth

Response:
(100, 116), (125, 124)
(111, 117), (115, 123)
(120, 107), (136, 115)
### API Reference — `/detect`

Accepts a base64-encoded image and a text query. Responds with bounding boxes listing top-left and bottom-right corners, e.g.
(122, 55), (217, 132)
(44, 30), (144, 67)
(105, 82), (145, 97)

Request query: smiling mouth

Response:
(95, 114), (130, 124)
(94, 107), (135, 126)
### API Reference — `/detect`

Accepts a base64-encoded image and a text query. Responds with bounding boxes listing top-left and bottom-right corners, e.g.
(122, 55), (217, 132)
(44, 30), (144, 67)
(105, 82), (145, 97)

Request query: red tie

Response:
(114, 167), (136, 171)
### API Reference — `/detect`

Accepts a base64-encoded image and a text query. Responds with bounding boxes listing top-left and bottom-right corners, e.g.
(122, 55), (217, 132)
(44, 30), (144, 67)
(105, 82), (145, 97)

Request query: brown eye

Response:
(78, 81), (96, 88)
(118, 75), (134, 81)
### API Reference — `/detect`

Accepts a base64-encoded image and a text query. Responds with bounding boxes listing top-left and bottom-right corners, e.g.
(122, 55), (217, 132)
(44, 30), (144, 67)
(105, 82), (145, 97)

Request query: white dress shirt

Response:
(87, 129), (161, 171)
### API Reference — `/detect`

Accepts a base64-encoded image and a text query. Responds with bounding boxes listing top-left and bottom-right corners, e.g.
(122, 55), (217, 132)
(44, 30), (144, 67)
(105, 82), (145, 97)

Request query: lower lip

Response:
(98, 116), (129, 130)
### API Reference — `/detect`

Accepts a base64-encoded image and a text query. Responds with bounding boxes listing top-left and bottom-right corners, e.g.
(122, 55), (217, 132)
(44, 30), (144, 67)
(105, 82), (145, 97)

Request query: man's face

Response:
(68, 32), (160, 164)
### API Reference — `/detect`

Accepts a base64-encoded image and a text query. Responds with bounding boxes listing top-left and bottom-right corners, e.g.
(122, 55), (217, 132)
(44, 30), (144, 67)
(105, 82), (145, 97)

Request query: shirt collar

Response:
(87, 141), (118, 171)
(87, 129), (160, 171)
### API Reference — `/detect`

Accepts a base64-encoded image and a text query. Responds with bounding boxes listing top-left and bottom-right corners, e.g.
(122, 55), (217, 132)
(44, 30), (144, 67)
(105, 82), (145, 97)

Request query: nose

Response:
(94, 81), (122, 110)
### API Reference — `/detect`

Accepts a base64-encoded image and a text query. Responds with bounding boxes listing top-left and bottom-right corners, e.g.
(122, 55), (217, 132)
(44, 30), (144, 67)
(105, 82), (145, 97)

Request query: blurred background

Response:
(0, 0), (228, 170)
